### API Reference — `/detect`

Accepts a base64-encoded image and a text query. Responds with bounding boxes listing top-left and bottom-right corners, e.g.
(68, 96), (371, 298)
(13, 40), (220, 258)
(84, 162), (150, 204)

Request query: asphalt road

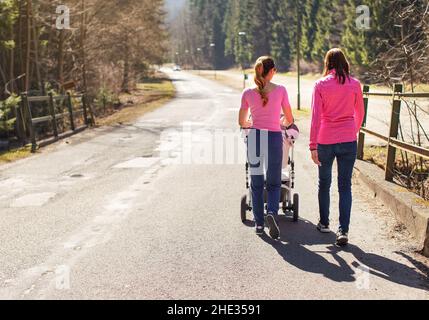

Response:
(0, 69), (428, 300)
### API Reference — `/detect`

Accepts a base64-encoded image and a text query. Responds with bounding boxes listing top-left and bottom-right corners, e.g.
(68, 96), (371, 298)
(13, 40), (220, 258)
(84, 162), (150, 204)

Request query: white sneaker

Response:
(317, 222), (331, 233)
(336, 231), (349, 246)
(255, 225), (264, 236)
(266, 214), (280, 239)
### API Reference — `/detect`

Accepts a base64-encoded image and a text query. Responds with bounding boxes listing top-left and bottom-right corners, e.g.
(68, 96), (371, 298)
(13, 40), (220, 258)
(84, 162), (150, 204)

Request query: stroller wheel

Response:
(293, 194), (299, 222)
(241, 195), (248, 223)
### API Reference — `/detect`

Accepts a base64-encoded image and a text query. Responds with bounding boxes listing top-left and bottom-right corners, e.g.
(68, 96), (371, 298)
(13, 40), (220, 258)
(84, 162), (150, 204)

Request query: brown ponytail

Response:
(254, 56), (275, 107)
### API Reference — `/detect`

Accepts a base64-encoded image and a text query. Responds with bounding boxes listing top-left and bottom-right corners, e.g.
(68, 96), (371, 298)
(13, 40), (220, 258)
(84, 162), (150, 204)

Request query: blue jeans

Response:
(317, 141), (357, 233)
(247, 129), (283, 227)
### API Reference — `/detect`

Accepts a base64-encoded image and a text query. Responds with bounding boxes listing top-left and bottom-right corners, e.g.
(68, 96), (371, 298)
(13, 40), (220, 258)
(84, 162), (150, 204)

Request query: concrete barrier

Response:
(354, 160), (429, 257)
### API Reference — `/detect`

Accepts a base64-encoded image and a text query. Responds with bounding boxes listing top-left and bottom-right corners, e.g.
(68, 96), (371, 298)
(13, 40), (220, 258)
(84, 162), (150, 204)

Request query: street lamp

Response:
(197, 48), (202, 75)
(238, 32), (248, 89)
(210, 43), (216, 79)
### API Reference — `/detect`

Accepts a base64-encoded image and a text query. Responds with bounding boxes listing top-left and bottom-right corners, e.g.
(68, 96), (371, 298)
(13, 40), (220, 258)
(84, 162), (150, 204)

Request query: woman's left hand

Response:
(311, 150), (321, 166)
(281, 116), (292, 128)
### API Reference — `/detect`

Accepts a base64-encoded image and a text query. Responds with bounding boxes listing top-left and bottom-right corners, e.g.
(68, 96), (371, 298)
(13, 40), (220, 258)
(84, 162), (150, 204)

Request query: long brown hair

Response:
(254, 56), (275, 106)
(323, 48), (350, 85)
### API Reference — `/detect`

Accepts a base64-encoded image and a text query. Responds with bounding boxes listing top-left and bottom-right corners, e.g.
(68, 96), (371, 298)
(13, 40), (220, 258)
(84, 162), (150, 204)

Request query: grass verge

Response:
(0, 145), (33, 164)
(96, 77), (175, 127)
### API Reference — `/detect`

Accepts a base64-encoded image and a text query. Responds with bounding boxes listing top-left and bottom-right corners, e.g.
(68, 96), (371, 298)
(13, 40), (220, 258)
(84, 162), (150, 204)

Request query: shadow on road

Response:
(256, 218), (428, 291)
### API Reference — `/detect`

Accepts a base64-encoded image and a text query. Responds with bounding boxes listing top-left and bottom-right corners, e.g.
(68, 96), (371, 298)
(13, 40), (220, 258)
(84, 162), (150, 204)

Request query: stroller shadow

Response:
(255, 218), (429, 290)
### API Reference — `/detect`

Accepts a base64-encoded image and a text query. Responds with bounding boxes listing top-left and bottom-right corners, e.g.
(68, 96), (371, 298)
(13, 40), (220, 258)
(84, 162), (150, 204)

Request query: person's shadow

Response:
(249, 216), (429, 290)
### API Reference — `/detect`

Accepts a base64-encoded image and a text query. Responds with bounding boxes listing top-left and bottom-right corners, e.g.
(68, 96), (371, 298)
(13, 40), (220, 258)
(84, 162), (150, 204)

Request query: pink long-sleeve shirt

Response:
(310, 70), (365, 150)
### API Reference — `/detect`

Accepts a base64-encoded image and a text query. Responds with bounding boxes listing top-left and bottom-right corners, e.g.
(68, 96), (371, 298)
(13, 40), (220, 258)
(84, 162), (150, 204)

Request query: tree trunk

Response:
(32, 16), (43, 93)
(0, 63), (7, 86)
(81, 0), (88, 93)
(18, 0), (24, 90)
(9, 23), (15, 94)
(121, 37), (130, 93)
(58, 29), (65, 92)
(24, 0), (32, 92)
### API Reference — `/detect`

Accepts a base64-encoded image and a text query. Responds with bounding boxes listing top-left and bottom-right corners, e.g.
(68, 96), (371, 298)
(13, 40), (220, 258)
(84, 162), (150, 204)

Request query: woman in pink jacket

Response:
(310, 48), (365, 246)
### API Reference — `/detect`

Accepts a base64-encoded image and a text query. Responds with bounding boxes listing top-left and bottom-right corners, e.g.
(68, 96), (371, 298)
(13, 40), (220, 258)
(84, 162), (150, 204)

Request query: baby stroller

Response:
(240, 124), (300, 223)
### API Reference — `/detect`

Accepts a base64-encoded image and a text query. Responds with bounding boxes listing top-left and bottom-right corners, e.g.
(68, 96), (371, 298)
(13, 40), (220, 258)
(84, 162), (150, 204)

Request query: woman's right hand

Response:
(241, 120), (253, 129)
(311, 150), (321, 166)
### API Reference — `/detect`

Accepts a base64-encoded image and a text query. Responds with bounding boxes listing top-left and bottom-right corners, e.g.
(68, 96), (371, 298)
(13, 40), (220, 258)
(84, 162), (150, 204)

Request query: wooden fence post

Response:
(48, 93), (59, 138)
(81, 94), (89, 126)
(357, 85), (370, 160)
(16, 101), (27, 145)
(85, 96), (96, 126)
(103, 95), (107, 114)
(385, 83), (403, 182)
(66, 92), (75, 131)
(22, 94), (37, 152)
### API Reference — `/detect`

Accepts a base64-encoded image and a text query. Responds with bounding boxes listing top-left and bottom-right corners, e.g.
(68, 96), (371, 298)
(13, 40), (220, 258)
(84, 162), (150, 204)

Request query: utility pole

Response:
(197, 48), (202, 75)
(210, 43), (216, 79)
(239, 32), (247, 90)
(296, 0), (301, 111)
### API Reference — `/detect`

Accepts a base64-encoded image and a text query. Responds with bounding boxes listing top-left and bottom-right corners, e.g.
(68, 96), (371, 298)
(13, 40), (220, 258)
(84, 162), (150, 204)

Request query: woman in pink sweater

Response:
(310, 48), (365, 246)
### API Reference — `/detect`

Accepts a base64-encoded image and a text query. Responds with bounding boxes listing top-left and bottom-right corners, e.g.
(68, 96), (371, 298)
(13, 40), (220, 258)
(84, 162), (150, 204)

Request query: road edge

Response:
(354, 160), (429, 257)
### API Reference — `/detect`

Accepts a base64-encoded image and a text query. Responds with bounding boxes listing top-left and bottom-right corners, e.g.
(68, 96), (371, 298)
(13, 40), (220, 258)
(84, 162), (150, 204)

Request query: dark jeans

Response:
(247, 129), (283, 227)
(317, 141), (357, 233)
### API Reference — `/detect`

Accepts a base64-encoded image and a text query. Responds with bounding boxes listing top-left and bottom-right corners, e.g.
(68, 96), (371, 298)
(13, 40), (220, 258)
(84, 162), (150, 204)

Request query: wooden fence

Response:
(357, 84), (429, 182)
(17, 92), (93, 152)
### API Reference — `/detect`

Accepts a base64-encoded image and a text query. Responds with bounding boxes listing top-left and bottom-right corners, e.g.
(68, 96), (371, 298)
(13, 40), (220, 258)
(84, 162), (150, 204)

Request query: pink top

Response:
(241, 85), (291, 132)
(310, 71), (365, 150)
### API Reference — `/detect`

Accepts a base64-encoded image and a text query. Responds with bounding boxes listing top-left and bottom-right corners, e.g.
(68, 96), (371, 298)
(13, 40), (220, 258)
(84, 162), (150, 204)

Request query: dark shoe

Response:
(266, 214), (280, 239)
(255, 225), (264, 236)
(336, 230), (349, 246)
(317, 222), (331, 234)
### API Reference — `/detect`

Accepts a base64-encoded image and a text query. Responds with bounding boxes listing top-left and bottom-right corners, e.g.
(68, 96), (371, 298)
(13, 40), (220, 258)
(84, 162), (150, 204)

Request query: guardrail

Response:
(20, 92), (91, 152)
(357, 84), (429, 182)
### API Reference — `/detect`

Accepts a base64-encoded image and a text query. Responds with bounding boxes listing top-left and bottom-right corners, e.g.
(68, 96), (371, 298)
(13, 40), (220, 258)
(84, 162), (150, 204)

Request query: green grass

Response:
(136, 79), (175, 95)
(0, 145), (33, 164)
(98, 78), (175, 127)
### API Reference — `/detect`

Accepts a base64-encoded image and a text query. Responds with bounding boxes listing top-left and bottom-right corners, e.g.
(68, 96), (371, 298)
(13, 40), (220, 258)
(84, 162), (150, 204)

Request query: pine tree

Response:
(301, 0), (319, 61)
(269, 0), (294, 71)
